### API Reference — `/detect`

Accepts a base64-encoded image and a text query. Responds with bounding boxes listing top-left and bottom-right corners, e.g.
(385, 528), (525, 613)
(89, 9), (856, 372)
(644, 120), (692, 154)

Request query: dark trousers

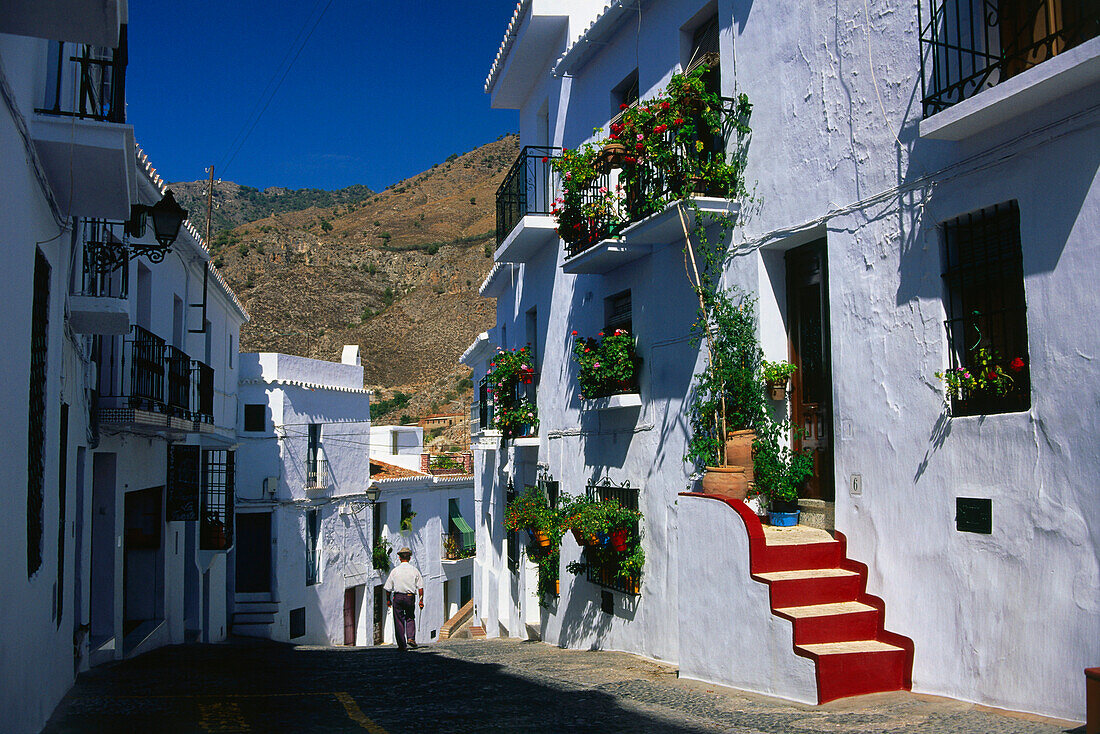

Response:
(392, 592), (416, 649)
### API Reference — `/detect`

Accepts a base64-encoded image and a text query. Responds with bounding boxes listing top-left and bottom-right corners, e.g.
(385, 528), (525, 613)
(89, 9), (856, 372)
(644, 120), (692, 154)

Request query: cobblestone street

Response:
(43, 638), (1083, 733)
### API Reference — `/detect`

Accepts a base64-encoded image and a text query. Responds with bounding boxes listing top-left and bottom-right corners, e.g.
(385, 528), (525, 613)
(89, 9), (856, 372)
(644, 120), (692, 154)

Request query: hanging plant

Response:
(571, 328), (639, 399)
(486, 346), (539, 439)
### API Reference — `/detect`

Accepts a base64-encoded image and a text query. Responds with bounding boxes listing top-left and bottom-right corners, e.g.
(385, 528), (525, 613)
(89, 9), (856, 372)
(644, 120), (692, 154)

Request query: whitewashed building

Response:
(1, 2), (247, 730)
(233, 347), (374, 645)
(473, 0), (1099, 723)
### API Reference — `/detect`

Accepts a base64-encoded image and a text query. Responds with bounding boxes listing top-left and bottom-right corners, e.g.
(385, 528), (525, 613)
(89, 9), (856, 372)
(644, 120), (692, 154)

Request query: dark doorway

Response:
(123, 486), (164, 634)
(786, 241), (834, 501)
(344, 587), (356, 645)
(234, 512), (271, 594)
(373, 585), (385, 645)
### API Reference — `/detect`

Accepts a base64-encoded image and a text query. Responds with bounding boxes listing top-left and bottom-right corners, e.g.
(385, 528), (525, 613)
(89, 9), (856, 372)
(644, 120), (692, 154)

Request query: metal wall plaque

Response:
(956, 497), (992, 534)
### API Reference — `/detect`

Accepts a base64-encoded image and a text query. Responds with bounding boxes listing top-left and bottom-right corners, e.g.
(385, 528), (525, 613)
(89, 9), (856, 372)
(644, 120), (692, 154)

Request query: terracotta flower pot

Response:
(528, 528), (551, 548)
(724, 429), (756, 482)
(570, 528), (600, 546)
(555, 579), (560, 595)
(597, 141), (627, 172)
(768, 379), (788, 401)
(700, 466), (749, 500)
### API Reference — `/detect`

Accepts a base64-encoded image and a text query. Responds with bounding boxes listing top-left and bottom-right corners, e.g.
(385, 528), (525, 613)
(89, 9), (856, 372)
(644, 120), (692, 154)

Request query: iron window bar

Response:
(36, 25), (127, 123)
(941, 200), (1030, 416)
(918, 0), (1099, 117)
(165, 345), (191, 419)
(495, 145), (563, 246)
(584, 478), (641, 595)
(200, 449), (234, 552)
(79, 220), (129, 297)
(305, 457), (329, 490)
(192, 361), (215, 424)
(506, 480), (518, 573)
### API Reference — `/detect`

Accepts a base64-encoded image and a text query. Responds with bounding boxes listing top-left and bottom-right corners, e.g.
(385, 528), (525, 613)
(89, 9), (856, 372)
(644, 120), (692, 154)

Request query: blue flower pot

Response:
(768, 510), (800, 527)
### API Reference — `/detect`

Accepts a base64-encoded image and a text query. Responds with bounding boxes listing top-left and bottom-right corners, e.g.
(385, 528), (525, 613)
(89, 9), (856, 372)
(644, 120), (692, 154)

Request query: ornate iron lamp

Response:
(348, 486), (381, 514)
(128, 190), (188, 262)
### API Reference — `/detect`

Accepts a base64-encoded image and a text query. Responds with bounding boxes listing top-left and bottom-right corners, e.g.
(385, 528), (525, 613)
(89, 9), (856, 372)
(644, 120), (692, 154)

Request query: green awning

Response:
(450, 514), (475, 551)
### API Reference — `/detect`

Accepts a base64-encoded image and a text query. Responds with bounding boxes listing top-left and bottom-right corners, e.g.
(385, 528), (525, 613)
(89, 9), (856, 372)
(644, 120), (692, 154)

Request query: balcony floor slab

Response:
(494, 215), (558, 263)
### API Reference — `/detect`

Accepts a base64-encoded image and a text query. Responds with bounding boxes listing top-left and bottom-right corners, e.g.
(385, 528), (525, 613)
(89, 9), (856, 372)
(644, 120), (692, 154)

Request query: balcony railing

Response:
(36, 25), (127, 123)
(472, 376), (496, 433)
(919, 0), (1100, 116)
(77, 220), (128, 298)
(562, 97), (741, 260)
(96, 325), (215, 426)
(305, 457), (329, 490)
(495, 146), (561, 246)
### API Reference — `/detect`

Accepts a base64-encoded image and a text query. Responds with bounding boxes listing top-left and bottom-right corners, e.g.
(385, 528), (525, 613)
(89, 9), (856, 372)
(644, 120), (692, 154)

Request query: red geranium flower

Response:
(619, 103), (629, 110)
(541, 156), (549, 163)
(653, 124), (667, 134)
(608, 133), (619, 140)
(635, 142), (644, 151)
(572, 330), (578, 336)
(1010, 357), (1026, 372)
(674, 117), (684, 125)
(660, 101), (670, 110)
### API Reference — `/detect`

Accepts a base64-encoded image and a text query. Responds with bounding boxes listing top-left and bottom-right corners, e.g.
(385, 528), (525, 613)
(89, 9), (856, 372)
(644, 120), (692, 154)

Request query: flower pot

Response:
(724, 429), (756, 483)
(610, 528), (630, 552)
(570, 528), (600, 546)
(596, 532), (612, 547)
(768, 510), (800, 527)
(555, 579), (560, 595)
(700, 466), (749, 500)
(527, 528), (551, 548)
(767, 379), (789, 401)
(597, 141), (627, 172)
(770, 497), (800, 514)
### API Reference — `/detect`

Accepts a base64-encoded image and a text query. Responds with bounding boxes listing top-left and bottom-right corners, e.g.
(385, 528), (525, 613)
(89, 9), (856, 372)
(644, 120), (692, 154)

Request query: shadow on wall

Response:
(43, 640), (719, 733)
(554, 556), (640, 651)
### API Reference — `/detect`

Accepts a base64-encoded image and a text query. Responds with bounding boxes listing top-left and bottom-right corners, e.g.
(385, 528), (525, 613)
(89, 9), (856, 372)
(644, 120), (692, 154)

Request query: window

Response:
(391, 430), (399, 455)
(400, 499), (414, 531)
(305, 509), (320, 585)
(687, 13), (720, 87)
(941, 201), (1030, 416)
(611, 69), (639, 117)
(200, 449), (234, 551)
(55, 403), (68, 624)
(919, 0), (1099, 116)
(289, 607), (306, 638)
(243, 404), (266, 432)
(505, 481), (518, 574)
(27, 248), (50, 577)
(585, 480), (641, 595)
(605, 290), (632, 333)
(372, 502), (384, 544)
(306, 424), (325, 489)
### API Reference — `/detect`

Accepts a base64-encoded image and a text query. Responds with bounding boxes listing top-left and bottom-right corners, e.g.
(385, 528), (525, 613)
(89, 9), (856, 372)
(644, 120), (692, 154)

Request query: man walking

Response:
(384, 547), (424, 650)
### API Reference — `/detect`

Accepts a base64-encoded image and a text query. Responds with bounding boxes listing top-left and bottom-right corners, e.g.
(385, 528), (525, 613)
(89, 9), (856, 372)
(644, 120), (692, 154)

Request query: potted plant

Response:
(603, 500), (641, 552)
(372, 536), (393, 573)
(935, 346), (1024, 403)
(486, 346), (539, 440)
(561, 495), (608, 546)
(685, 288), (767, 498)
(400, 511), (416, 532)
(751, 419), (814, 526)
(504, 486), (560, 549)
(572, 328), (639, 400)
(762, 360), (798, 400)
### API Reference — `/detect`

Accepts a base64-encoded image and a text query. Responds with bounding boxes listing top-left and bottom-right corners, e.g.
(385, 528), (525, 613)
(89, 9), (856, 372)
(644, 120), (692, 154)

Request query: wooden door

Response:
(373, 585), (385, 645)
(234, 513), (271, 593)
(343, 588), (356, 645)
(786, 241), (834, 501)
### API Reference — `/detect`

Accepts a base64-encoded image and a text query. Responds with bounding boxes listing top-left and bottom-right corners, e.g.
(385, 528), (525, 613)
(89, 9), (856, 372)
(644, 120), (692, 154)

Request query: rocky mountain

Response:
(173, 134), (519, 439)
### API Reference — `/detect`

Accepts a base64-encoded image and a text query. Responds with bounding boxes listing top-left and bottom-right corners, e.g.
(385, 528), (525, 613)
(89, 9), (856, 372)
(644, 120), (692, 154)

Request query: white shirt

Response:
(384, 561), (423, 594)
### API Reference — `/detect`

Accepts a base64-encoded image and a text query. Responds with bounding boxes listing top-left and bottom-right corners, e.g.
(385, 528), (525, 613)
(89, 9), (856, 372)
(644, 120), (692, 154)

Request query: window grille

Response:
(305, 509), (320, 585)
(584, 479), (641, 596)
(200, 449), (234, 551)
(941, 201), (1030, 416)
(27, 249), (50, 577)
(55, 404), (68, 624)
(919, 0), (1100, 116)
(506, 480), (518, 574)
(605, 290), (633, 333)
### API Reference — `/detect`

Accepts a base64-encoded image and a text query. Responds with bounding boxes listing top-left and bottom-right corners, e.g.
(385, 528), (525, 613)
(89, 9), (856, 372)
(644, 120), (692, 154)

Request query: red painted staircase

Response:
(683, 493), (914, 704)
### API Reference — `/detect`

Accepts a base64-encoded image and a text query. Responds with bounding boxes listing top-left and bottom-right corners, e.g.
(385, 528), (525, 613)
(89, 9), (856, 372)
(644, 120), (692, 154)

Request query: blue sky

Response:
(127, 1), (520, 191)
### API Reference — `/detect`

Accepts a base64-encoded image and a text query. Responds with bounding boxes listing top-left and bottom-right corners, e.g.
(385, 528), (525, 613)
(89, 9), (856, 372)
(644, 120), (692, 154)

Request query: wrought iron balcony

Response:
(95, 325), (215, 432)
(442, 532), (476, 561)
(305, 457), (329, 490)
(562, 96), (742, 262)
(919, 0), (1100, 117)
(495, 145), (561, 251)
(36, 25), (127, 123)
(472, 376), (496, 433)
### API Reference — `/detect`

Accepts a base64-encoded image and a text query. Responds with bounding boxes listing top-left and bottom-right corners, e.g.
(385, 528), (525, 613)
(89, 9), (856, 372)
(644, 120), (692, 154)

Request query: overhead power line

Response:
(217, 0), (338, 178)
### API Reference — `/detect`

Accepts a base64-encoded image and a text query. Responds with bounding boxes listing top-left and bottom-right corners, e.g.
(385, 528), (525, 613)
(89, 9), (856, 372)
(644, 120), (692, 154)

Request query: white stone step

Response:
(775, 601), (876, 618)
(755, 568), (859, 582)
(797, 640), (903, 655)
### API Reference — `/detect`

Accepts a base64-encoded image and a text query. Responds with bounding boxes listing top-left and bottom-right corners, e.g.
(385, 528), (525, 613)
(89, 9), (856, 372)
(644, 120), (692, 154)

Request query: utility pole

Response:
(205, 165), (214, 247)
(188, 166), (215, 334)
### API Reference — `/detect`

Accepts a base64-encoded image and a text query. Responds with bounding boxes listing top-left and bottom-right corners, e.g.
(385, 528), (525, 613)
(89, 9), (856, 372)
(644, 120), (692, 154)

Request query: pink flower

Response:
(599, 187), (608, 194)
(636, 134), (644, 141)
(593, 362), (601, 369)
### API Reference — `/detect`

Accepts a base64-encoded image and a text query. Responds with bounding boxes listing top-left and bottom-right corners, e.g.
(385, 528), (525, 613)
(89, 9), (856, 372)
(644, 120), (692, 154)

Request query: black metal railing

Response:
(919, 0), (1099, 116)
(496, 145), (561, 246)
(306, 457), (329, 490)
(193, 361), (214, 424)
(474, 376), (495, 432)
(77, 220), (128, 297)
(563, 97), (740, 260)
(585, 478), (641, 595)
(165, 345), (190, 418)
(36, 25), (127, 123)
(96, 325), (215, 426)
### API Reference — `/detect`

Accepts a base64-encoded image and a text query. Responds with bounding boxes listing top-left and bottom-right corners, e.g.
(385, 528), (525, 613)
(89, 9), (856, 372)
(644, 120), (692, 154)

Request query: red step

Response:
(774, 602), (880, 645)
(681, 492), (914, 704)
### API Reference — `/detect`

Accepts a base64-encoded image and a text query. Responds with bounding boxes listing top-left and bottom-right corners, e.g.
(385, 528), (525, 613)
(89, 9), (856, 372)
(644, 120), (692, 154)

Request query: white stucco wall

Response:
(478, 0), (1100, 721)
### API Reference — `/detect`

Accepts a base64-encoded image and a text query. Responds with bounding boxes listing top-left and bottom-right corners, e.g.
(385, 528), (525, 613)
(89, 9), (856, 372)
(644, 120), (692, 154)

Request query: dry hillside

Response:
(173, 134), (518, 432)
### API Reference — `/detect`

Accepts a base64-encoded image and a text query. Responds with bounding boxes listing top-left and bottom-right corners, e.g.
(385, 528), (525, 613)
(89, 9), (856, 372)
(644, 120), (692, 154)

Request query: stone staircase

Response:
(231, 600), (278, 639)
(690, 493), (914, 704)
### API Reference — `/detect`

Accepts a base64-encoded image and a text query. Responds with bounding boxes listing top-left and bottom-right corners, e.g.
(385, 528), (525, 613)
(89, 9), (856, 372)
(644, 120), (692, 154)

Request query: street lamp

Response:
(128, 189), (189, 262)
(348, 486), (381, 515)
